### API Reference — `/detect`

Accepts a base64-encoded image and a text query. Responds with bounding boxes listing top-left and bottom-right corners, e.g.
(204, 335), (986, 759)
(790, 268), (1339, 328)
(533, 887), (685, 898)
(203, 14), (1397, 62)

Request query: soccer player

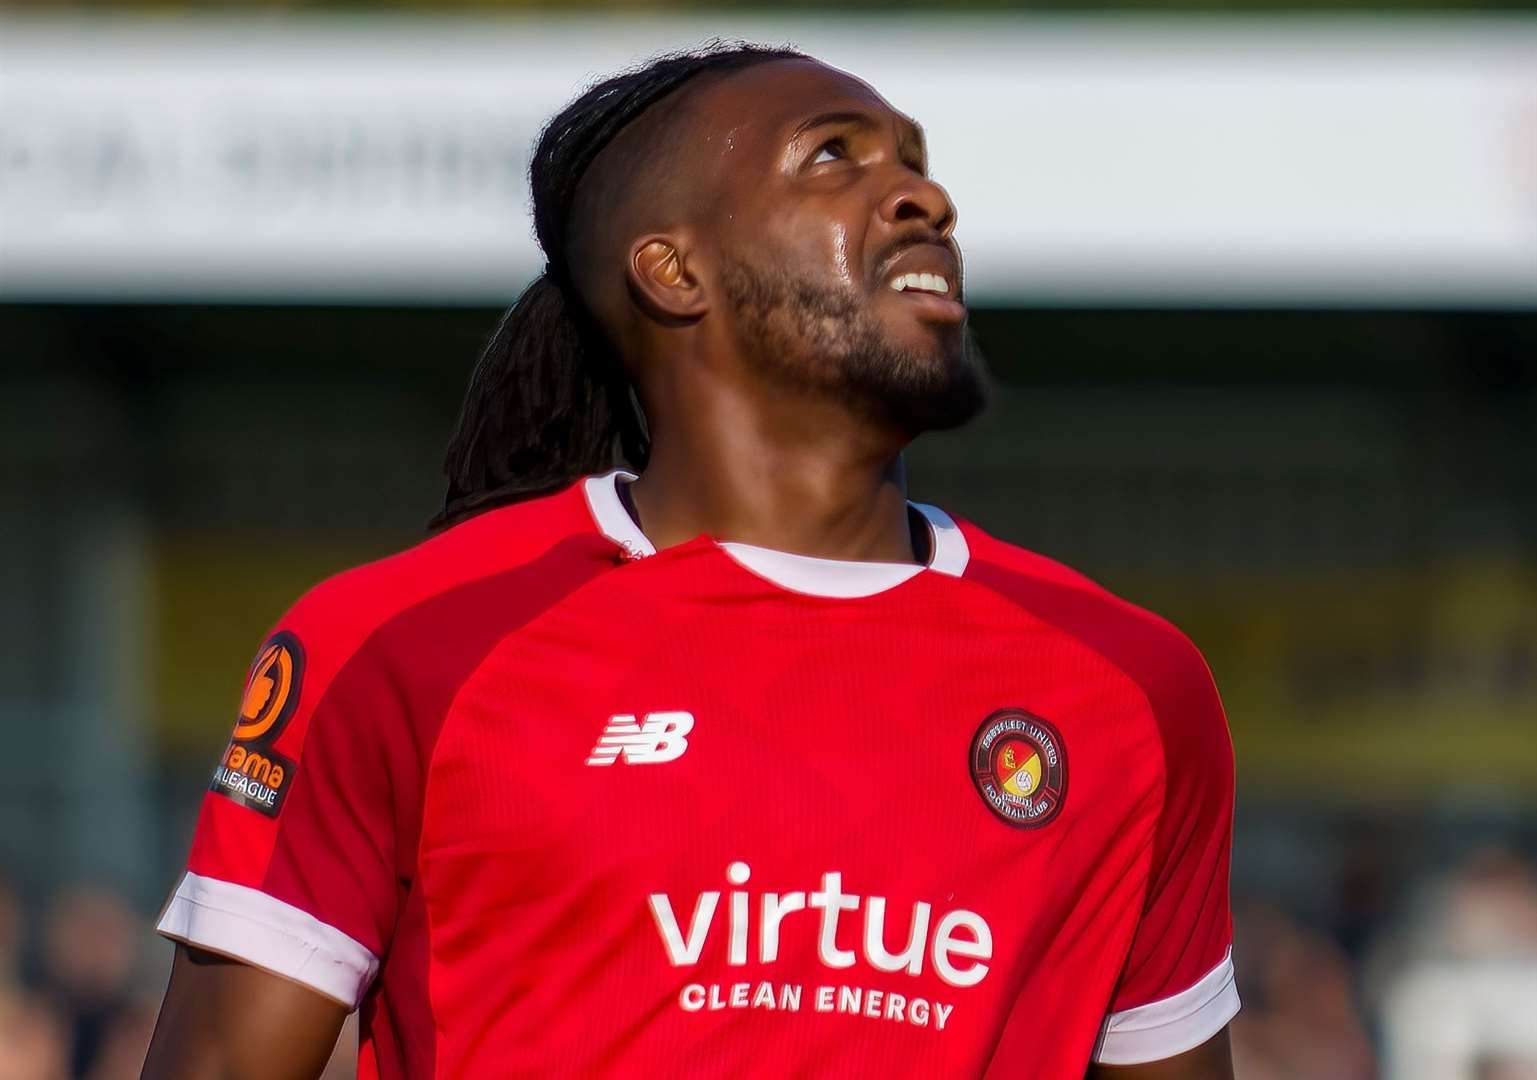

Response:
(142, 44), (1238, 1079)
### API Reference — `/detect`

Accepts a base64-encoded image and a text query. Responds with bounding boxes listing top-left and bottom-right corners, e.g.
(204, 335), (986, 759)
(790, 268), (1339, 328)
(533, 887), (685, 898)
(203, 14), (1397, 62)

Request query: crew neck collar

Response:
(581, 468), (968, 599)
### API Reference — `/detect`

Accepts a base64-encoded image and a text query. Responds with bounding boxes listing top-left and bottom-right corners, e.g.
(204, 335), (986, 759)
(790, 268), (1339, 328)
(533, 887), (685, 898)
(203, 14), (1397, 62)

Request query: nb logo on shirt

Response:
(585, 711), (694, 766)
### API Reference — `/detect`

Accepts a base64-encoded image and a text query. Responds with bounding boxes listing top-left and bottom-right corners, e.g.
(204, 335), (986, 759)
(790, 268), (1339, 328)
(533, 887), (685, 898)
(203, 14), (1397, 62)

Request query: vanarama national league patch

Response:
(969, 708), (1067, 829)
(209, 631), (303, 817)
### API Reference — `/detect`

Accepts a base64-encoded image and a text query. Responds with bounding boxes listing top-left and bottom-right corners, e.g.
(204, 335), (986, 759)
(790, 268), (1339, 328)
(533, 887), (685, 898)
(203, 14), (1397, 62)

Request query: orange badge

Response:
(232, 632), (304, 743)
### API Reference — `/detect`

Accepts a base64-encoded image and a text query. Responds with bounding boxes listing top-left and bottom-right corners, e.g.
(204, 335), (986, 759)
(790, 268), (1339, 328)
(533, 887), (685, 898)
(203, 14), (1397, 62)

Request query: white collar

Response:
(581, 468), (969, 599)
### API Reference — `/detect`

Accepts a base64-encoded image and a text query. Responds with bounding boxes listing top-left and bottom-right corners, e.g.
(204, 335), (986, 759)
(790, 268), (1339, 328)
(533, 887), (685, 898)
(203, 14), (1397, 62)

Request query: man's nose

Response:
(878, 172), (957, 239)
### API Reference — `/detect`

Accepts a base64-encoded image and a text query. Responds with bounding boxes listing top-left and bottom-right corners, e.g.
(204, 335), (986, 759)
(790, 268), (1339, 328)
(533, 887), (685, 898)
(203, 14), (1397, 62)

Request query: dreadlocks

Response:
(431, 41), (807, 529)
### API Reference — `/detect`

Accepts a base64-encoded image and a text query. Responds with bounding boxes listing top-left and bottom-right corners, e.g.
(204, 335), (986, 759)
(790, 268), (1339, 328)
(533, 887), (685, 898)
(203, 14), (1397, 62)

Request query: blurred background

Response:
(2, 2), (1535, 1077)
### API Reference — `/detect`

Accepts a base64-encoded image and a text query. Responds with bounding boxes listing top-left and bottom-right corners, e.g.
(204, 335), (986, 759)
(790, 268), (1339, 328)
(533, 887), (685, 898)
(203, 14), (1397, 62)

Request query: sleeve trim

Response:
(1093, 946), (1240, 1065)
(155, 871), (379, 1010)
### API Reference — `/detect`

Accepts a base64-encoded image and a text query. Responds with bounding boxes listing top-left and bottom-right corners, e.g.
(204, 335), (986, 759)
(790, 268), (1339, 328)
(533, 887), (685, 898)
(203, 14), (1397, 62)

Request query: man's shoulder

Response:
(953, 516), (1222, 733)
(955, 517), (1182, 641)
(277, 482), (611, 664)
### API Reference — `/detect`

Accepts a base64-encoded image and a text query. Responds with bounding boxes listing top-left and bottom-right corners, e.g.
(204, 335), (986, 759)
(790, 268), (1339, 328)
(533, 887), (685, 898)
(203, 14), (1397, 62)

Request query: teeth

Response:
(887, 272), (950, 295)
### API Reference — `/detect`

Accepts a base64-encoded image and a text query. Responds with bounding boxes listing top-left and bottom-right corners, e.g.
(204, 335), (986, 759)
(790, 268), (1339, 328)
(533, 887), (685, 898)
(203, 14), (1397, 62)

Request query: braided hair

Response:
(431, 41), (807, 529)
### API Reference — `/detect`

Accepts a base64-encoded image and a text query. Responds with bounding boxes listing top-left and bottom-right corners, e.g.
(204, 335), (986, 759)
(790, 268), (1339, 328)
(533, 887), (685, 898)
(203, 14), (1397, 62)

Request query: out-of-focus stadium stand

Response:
(2, 8), (1534, 1078)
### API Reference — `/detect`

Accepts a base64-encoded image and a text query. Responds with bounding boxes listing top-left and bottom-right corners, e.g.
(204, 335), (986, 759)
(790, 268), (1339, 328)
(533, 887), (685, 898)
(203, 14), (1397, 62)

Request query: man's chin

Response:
(875, 300), (967, 350)
(719, 258), (987, 433)
(890, 374), (989, 435)
(854, 346), (989, 436)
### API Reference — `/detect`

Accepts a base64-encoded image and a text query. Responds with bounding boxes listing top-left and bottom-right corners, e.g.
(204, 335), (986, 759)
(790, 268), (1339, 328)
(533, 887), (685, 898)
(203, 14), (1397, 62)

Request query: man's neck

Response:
(625, 415), (919, 566)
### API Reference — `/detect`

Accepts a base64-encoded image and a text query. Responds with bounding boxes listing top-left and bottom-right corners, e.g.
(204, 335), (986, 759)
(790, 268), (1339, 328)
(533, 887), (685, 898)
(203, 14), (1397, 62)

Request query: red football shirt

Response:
(158, 470), (1238, 1077)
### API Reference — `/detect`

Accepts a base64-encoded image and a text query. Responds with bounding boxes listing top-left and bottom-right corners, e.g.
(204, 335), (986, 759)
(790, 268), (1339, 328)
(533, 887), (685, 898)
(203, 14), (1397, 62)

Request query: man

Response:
(143, 43), (1238, 1078)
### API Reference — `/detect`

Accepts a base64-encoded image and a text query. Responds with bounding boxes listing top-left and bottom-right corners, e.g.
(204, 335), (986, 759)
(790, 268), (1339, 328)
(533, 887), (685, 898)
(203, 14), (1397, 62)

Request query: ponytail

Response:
(431, 41), (804, 529)
(429, 268), (647, 529)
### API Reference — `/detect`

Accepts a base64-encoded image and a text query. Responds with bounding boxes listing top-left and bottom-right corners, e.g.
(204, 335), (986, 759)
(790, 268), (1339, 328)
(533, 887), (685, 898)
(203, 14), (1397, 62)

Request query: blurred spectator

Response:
(0, 987), (72, 1080)
(1418, 849), (1537, 962)
(39, 889), (140, 1078)
(1229, 900), (1376, 1080)
(0, 873), (363, 1080)
(81, 999), (157, 1080)
(1372, 848), (1537, 1080)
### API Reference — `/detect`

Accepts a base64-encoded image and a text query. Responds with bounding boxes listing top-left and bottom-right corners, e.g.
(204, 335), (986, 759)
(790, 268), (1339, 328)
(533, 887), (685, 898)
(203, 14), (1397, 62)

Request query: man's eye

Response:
(811, 140), (846, 165)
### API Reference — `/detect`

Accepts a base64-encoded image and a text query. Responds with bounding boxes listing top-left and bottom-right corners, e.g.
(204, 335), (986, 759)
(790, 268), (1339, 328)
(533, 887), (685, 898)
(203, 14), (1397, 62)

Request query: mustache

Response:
(873, 235), (964, 297)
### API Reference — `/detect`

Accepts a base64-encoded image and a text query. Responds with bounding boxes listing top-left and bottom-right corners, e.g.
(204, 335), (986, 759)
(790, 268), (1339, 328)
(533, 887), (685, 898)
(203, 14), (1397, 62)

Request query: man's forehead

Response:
(690, 58), (916, 146)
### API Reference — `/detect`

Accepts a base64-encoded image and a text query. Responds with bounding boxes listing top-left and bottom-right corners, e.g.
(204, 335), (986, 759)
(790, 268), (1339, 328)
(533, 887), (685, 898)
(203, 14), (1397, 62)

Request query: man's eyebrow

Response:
(789, 109), (929, 166)
(789, 110), (880, 141)
(902, 116), (929, 165)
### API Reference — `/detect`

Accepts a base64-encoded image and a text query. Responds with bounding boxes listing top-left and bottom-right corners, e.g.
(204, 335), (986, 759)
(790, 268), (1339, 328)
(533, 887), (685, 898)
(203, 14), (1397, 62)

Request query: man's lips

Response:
(878, 243), (962, 297)
(877, 243), (966, 322)
(884, 287), (968, 325)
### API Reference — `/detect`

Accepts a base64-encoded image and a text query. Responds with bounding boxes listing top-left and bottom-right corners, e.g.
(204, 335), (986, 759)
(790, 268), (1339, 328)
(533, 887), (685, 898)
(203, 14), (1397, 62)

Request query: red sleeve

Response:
(153, 510), (614, 1010)
(156, 583), (413, 1009)
(152, 490), (612, 1009)
(1095, 634), (1238, 1064)
(960, 532), (1241, 1065)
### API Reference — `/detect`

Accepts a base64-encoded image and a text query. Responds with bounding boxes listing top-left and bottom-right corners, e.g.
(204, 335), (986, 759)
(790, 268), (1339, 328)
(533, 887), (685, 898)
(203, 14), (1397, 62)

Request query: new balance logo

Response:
(585, 711), (694, 766)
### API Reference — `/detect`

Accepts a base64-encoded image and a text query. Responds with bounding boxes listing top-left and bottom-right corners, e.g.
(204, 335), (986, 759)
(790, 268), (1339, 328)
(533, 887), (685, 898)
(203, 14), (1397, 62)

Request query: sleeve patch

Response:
(209, 631), (305, 817)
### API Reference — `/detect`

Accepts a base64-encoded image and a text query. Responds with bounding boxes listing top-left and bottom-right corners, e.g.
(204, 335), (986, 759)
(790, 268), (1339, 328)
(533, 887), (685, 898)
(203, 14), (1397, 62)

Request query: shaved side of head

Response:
(563, 62), (789, 339)
(434, 42), (806, 524)
(565, 86), (700, 324)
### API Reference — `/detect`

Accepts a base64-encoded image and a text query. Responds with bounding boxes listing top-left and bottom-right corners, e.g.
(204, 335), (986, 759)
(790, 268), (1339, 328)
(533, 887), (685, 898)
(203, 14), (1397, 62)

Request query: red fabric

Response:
(183, 491), (612, 1077)
(174, 479), (1234, 1078)
(962, 530), (1236, 1022)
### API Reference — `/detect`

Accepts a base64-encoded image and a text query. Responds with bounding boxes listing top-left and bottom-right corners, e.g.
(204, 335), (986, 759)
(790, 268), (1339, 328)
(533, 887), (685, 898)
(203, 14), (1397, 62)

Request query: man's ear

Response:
(627, 235), (708, 323)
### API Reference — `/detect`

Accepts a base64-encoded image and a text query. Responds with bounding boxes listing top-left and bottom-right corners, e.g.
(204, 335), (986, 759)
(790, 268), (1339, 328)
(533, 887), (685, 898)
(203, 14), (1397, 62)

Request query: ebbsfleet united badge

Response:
(969, 709), (1067, 829)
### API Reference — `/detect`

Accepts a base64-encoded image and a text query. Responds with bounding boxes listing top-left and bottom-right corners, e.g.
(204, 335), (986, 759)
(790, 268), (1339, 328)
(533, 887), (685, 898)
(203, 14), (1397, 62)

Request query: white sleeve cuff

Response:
(156, 870), (379, 1009)
(1093, 946), (1240, 1065)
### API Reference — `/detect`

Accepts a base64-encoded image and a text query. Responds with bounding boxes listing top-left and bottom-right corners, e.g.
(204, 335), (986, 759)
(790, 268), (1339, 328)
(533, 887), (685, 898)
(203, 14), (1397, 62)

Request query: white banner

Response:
(2, 15), (1535, 305)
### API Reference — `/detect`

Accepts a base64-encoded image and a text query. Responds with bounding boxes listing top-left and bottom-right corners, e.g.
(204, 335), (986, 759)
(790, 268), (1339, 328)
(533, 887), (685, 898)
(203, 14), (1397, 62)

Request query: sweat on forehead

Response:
(563, 58), (889, 292)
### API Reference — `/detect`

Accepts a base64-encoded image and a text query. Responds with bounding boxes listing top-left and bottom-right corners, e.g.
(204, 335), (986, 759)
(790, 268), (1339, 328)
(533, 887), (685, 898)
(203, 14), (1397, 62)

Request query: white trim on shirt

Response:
(581, 468), (970, 597)
(156, 870), (379, 1010)
(582, 469), (655, 560)
(718, 541), (924, 597)
(1093, 947), (1240, 1065)
(911, 501), (969, 577)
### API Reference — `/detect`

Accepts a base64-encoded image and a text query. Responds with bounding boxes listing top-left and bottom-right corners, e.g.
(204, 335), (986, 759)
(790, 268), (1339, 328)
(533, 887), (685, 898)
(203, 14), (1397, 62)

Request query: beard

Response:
(720, 259), (988, 436)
